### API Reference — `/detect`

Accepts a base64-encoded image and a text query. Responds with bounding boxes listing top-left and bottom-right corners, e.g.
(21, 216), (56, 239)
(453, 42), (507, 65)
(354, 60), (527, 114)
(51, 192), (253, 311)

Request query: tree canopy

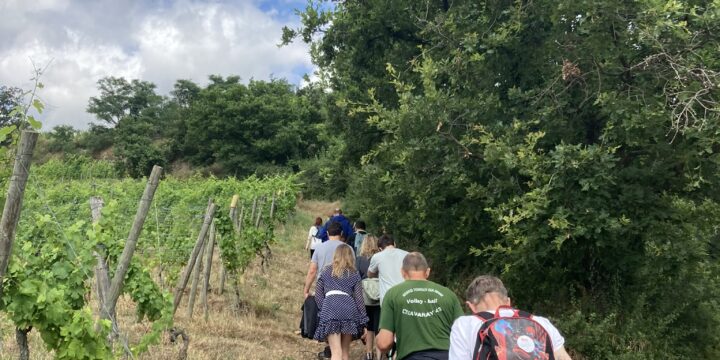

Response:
(286, 0), (720, 358)
(80, 76), (325, 177)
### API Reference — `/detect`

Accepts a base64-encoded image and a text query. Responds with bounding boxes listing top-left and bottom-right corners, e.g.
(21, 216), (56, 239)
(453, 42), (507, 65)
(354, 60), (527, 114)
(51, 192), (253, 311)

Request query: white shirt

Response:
(449, 310), (565, 360)
(307, 225), (321, 250)
(367, 247), (408, 305)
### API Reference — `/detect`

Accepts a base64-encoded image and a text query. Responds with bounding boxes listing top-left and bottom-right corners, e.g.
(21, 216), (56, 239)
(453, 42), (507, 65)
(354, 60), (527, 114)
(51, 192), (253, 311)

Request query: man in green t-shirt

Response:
(376, 252), (463, 360)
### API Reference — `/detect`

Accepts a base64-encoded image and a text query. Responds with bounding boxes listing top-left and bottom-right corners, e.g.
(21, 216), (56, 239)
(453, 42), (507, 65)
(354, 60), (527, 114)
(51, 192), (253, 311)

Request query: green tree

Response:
(87, 77), (163, 127)
(181, 76), (323, 176)
(283, 1), (445, 195)
(46, 125), (77, 153)
(0, 85), (23, 128)
(86, 76), (167, 177)
(289, 0), (720, 358)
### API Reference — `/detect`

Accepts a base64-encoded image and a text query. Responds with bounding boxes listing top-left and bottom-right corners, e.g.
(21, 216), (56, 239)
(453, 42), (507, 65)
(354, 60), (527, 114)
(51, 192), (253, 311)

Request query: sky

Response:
(0, 0), (316, 130)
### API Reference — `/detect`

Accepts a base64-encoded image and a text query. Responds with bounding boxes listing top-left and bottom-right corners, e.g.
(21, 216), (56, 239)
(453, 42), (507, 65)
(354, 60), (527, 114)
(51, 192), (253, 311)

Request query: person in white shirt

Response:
(367, 234), (408, 305)
(305, 216), (323, 259)
(449, 275), (572, 360)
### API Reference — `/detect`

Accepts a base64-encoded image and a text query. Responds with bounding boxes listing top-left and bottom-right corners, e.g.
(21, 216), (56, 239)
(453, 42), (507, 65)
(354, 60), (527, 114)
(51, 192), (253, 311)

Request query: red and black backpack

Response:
(472, 306), (555, 360)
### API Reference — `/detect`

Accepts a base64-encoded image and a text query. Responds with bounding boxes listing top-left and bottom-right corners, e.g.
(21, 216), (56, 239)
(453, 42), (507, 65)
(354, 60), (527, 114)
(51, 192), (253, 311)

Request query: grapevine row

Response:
(1, 159), (299, 359)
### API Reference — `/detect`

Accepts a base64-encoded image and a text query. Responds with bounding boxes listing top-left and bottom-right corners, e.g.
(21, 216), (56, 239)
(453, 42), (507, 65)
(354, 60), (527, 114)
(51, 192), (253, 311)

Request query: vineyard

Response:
(0, 132), (302, 359)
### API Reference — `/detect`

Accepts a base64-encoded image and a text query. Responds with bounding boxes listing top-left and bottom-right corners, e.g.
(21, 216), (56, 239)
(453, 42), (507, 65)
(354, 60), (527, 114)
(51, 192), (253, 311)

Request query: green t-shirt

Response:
(379, 280), (463, 359)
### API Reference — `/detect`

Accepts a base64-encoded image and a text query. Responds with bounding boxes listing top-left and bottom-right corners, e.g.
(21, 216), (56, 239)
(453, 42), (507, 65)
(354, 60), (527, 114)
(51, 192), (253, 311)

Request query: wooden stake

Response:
(90, 197), (115, 330)
(186, 232), (206, 318)
(254, 197), (265, 229)
(104, 165), (163, 322)
(237, 205), (245, 232)
(249, 197), (258, 225)
(219, 196), (239, 295)
(201, 220), (216, 321)
(173, 201), (216, 315)
(0, 131), (39, 290)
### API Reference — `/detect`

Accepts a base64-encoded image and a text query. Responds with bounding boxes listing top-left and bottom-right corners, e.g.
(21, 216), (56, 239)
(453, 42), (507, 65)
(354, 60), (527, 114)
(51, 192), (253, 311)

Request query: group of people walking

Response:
(303, 209), (573, 360)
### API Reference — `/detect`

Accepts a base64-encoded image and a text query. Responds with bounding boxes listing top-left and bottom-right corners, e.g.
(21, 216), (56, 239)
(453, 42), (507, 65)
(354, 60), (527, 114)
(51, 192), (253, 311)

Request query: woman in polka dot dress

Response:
(314, 244), (369, 360)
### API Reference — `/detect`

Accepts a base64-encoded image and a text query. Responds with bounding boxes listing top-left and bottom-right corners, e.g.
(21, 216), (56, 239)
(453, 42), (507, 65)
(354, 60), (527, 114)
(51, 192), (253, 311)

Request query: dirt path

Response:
(0, 200), (365, 360)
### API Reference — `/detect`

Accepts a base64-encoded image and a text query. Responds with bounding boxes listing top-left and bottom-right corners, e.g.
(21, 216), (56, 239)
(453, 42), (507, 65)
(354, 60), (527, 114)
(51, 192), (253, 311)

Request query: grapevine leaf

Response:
(0, 125), (17, 142)
(32, 99), (45, 113)
(27, 115), (42, 130)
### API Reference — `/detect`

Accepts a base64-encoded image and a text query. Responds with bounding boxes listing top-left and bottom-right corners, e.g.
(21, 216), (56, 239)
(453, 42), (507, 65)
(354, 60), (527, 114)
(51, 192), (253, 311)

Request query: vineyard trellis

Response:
(0, 132), (301, 359)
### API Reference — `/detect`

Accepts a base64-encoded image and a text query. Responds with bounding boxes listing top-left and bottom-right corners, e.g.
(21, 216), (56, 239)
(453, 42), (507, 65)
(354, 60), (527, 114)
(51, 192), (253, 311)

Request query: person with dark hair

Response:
(331, 208), (354, 242)
(376, 252), (463, 360)
(348, 220), (367, 253)
(305, 223), (350, 296)
(305, 217), (324, 259)
(368, 234), (408, 305)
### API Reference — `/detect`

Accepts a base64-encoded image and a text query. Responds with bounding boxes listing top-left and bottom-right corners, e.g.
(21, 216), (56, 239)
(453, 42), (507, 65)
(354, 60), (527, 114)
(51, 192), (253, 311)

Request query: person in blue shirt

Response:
(331, 208), (354, 242)
(318, 209), (354, 243)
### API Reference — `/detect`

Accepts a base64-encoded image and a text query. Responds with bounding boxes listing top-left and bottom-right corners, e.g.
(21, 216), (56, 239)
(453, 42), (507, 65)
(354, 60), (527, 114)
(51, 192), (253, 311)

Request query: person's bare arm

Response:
(554, 346), (573, 360)
(376, 329), (394, 352)
(303, 262), (318, 298)
(367, 270), (378, 278)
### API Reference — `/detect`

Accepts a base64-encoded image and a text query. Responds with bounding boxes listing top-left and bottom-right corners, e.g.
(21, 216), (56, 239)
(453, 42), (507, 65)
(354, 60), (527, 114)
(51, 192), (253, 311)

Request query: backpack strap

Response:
(473, 311), (494, 321)
(472, 312), (495, 360)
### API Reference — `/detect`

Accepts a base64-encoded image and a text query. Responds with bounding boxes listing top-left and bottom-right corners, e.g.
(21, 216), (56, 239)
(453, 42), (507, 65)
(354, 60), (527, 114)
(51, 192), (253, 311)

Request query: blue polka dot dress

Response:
(314, 267), (369, 341)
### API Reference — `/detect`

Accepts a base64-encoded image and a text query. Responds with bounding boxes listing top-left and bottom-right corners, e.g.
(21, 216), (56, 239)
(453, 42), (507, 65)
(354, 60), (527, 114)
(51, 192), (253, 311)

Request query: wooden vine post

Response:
(254, 196), (264, 228)
(89, 197), (115, 330)
(201, 220), (217, 321)
(249, 197), (258, 226)
(103, 165), (163, 332)
(255, 196), (267, 271)
(229, 197), (245, 312)
(0, 131), (39, 293)
(186, 230), (207, 318)
(173, 200), (216, 315)
(219, 195), (239, 295)
(264, 192), (276, 260)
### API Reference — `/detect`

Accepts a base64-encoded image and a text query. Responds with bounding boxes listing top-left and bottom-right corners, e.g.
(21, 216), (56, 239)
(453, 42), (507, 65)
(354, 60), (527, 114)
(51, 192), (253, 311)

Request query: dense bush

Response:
(33, 155), (118, 179)
(287, 0), (720, 358)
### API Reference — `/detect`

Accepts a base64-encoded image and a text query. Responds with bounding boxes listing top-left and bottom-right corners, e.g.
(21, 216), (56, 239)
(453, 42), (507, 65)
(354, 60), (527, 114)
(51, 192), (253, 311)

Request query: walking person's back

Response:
(356, 234), (382, 360)
(306, 216), (324, 258)
(368, 234), (408, 305)
(449, 275), (573, 360)
(349, 220), (368, 253)
(376, 252), (463, 360)
(314, 244), (369, 360)
(303, 222), (355, 359)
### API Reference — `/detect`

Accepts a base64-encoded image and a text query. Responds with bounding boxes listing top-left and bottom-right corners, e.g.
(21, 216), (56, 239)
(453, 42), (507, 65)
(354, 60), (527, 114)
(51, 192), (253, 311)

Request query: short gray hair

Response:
(402, 252), (429, 272)
(466, 275), (508, 305)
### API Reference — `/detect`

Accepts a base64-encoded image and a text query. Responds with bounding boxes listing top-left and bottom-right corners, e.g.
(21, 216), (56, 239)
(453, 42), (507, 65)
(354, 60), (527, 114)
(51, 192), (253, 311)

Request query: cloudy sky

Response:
(0, 0), (316, 129)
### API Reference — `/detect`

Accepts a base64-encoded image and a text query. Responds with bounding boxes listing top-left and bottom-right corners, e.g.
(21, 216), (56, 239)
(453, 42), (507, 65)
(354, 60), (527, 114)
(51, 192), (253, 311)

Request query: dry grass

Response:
(0, 200), (368, 360)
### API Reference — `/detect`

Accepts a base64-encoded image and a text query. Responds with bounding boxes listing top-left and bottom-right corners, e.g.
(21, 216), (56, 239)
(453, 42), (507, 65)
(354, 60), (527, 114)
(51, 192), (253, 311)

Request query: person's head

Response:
(314, 217), (323, 227)
(359, 234), (380, 257)
(327, 221), (342, 238)
(401, 252), (431, 280)
(465, 275), (511, 313)
(355, 220), (366, 230)
(377, 234), (395, 250)
(334, 208), (342, 216)
(331, 244), (356, 278)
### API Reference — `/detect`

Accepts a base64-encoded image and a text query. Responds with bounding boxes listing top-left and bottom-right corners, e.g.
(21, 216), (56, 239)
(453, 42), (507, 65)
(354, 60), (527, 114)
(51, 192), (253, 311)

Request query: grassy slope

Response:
(0, 200), (370, 360)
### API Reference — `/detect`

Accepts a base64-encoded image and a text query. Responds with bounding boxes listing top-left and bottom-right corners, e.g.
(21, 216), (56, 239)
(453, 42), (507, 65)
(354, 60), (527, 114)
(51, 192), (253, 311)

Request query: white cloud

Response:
(0, 0), (313, 130)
